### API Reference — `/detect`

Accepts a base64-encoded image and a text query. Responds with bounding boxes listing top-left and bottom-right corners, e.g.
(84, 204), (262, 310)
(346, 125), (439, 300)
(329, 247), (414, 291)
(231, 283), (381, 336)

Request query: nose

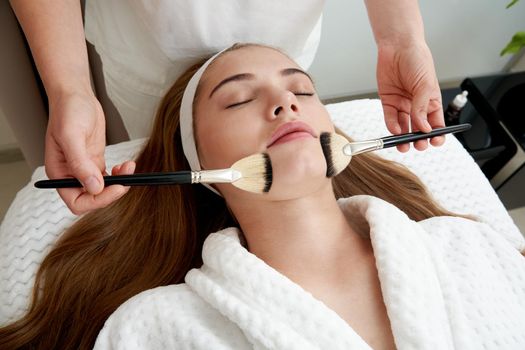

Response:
(268, 90), (300, 120)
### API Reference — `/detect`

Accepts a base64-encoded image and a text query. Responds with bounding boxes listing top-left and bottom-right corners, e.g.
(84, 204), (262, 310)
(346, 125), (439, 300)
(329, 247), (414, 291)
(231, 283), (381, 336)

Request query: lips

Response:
(267, 120), (316, 148)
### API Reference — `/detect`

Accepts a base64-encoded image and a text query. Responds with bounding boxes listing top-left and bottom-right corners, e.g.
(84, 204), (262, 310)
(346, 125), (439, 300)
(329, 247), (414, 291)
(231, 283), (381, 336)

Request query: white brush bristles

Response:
(231, 153), (273, 193)
(320, 132), (352, 177)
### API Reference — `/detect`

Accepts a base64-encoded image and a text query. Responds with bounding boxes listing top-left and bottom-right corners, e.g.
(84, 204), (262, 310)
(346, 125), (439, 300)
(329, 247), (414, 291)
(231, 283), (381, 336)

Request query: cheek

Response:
(196, 121), (232, 169)
(301, 101), (334, 129)
(197, 132), (230, 169)
(196, 117), (263, 170)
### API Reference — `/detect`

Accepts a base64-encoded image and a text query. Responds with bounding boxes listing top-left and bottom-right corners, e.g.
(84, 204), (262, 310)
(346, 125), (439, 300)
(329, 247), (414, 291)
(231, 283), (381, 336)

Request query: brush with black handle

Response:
(35, 153), (273, 194)
(36, 124), (470, 194)
(321, 123), (472, 177)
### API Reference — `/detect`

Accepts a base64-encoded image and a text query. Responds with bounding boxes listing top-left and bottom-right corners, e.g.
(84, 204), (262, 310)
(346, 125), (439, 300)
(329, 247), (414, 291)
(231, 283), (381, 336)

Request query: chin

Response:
(267, 140), (328, 197)
(285, 151), (324, 179)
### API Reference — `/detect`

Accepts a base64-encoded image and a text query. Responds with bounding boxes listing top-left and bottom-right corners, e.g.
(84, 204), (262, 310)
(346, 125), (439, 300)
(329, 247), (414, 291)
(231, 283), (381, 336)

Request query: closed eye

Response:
(226, 99), (254, 109)
(226, 92), (314, 108)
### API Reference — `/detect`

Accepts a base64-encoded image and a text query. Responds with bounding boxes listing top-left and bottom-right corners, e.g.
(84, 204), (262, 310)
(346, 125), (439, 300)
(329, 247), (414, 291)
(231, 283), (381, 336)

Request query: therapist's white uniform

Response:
(85, 0), (325, 139)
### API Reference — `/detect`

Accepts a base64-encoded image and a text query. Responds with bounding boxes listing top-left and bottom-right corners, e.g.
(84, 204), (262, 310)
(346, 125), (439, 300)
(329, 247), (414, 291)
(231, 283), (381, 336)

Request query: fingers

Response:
(380, 98), (415, 152)
(411, 86), (433, 134)
(111, 161), (136, 176)
(386, 105), (432, 153)
(383, 104), (413, 152)
(430, 135), (446, 147)
(382, 89), (447, 152)
(414, 96), (446, 150)
(60, 135), (105, 195)
(58, 185), (129, 215)
(383, 105), (402, 135)
(427, 102), (446, 147)
(59, 160), (136, 215)
(410, 86), (448, 152)
(396, 111), (410, 153)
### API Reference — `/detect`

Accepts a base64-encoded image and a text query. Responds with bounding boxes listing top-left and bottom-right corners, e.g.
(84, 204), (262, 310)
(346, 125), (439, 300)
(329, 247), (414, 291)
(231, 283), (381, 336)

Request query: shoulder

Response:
(339, 194), (525, 254)
(94, 283), (245, 349)
(417, 216), (525, 286)
(106, 283), (203, 320)
(417, 216), (525, 337)
(418, 215), (524, 255)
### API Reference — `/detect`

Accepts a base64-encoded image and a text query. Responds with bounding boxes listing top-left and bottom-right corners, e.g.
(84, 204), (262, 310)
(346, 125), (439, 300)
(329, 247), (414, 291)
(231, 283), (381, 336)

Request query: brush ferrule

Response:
(343, 139), (384, 156)
(191, 169), (242, 184)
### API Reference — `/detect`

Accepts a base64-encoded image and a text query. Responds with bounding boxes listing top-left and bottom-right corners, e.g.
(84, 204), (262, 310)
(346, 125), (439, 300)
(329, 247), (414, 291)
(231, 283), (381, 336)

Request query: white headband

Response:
(180, 48), (228, 197)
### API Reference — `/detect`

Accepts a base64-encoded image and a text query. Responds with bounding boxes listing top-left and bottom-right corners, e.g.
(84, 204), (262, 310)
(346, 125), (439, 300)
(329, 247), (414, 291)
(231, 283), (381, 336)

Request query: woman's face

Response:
(194, 46), (335, 200)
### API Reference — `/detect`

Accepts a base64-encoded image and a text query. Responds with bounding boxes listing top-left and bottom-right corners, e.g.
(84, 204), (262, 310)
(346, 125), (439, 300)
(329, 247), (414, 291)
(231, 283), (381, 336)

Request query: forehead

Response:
(199, 46), (300, 92)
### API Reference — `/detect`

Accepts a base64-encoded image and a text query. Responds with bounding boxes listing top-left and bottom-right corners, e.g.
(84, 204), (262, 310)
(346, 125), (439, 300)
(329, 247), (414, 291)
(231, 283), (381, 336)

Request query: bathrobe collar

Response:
(185, 195), (466, 349)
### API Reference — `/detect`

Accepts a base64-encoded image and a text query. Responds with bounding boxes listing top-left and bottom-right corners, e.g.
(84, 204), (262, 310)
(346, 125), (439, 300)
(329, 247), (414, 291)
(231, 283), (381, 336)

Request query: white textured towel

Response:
(1, 99), (523, 327)
(93, 195), (525, 349)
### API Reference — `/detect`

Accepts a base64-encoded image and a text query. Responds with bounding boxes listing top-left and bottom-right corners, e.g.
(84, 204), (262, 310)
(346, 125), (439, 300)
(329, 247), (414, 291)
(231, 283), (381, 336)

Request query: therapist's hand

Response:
(45, 92), (135, 215)
(376, 40), (445, 152)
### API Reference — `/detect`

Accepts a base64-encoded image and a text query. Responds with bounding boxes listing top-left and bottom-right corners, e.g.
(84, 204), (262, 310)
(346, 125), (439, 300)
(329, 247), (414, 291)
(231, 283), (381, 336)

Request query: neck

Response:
(228, 184), (372, 288)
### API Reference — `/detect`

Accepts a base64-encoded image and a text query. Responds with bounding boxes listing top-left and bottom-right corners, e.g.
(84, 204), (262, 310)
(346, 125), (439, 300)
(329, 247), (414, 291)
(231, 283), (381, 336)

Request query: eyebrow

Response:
(208, 68), (314, 98)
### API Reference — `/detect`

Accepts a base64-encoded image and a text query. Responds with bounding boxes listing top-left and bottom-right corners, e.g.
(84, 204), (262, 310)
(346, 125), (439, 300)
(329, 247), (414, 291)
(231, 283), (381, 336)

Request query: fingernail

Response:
(423, 119), (432, 130)
(84, 176), (100, 193)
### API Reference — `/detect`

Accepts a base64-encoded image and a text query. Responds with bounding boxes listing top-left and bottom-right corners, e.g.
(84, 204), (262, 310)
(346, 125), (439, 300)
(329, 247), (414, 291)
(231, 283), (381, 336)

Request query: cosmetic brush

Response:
(321, 123), (471, 177)
(34, 153), (273, 194)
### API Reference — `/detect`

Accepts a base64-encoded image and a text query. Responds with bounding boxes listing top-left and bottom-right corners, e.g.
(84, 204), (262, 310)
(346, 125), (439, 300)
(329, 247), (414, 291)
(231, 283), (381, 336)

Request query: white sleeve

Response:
(93, 284), (248, 350)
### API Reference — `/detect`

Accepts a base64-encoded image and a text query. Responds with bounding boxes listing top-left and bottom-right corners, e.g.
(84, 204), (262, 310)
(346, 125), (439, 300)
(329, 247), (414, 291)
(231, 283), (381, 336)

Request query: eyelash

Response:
(226, 92), (315, 109)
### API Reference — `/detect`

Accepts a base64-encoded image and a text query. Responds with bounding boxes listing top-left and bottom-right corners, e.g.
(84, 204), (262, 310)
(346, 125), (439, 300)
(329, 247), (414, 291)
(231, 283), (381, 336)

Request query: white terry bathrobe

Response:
(94, 195), (525, 350)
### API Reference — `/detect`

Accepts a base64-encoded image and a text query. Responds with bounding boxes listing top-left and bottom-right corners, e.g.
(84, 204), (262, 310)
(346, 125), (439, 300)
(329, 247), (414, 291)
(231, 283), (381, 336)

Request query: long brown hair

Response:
(0, 43), (465, 349)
